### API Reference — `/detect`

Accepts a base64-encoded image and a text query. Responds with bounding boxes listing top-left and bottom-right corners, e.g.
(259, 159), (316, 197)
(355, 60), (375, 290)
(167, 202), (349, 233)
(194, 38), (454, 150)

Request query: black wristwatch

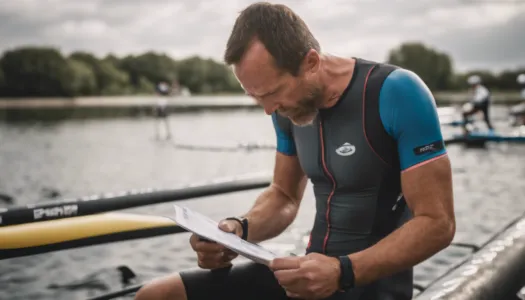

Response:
(338, 256), (355, 290)
(225, 216), (248, 240)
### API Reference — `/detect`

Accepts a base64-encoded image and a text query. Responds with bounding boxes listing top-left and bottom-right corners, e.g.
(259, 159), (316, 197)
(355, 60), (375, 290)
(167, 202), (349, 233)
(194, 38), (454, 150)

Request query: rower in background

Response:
(461, 75), (494, 135)
(153, 82), (173, 140)
(510, 73), (525, 127)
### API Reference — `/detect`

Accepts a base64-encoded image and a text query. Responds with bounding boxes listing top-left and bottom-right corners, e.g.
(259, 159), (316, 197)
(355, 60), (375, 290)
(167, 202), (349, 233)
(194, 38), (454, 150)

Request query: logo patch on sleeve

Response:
(413, 140), (444, 155)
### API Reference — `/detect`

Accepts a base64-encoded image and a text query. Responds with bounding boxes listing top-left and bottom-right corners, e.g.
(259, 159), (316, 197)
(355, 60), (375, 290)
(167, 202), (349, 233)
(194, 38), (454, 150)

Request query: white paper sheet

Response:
(169, 204), (278, 265)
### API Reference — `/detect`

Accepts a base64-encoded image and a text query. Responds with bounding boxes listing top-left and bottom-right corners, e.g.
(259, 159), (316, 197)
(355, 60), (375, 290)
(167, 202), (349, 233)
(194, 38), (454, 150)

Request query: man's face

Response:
(233, 41), (324, 127)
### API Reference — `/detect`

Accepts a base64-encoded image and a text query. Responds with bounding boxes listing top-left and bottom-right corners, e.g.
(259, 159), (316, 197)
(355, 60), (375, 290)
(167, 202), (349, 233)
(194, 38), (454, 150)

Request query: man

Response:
(461, 75), (494, 134)
(153, 82), (172, 140)
(135, 2), (455, 300)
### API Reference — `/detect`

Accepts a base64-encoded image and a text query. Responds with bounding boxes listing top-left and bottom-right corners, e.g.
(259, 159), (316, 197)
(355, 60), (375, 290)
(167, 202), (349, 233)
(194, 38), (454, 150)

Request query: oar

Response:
(0, 173), (272, 227)
(87, 284), (143, 300)
(0, 212), (185, 260)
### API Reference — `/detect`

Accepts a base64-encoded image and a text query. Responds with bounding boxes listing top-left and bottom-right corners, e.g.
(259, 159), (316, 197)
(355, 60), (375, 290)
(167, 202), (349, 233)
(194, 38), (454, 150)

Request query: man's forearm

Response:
(348, 215), (455, 286)
(242, 184), (300, 243)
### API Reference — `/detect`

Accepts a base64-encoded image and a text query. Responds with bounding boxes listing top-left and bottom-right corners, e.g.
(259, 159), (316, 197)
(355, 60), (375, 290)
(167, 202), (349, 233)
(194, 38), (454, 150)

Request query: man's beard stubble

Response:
(280, 84), (324, 127)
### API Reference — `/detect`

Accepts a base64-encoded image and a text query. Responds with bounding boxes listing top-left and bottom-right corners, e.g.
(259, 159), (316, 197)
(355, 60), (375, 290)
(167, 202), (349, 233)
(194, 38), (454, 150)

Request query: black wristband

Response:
(338, 256), (355, 290)
(225, 216), (248, 240)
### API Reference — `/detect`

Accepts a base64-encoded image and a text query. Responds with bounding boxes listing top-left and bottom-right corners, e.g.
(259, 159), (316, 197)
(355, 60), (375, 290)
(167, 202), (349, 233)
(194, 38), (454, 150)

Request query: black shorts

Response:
(473, 101), (488, 112)
(180, 261), (288, 300)
(155, 109), (168, 118)
(179, 261), (400, 300)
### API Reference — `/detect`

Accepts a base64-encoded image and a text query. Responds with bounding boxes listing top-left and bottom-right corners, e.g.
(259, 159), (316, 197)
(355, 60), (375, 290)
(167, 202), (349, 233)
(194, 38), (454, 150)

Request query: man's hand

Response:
(270, 253), (341, 299)
(189, 219), (243, 269)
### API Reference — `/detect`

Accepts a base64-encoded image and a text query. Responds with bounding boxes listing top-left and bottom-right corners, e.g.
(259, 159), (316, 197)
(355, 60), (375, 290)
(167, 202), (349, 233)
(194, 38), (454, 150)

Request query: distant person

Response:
(510, 73), (525, 126)
(462, 75), (494, 135)
(153, 82), (172, 140)
(156, 81), (170, 96)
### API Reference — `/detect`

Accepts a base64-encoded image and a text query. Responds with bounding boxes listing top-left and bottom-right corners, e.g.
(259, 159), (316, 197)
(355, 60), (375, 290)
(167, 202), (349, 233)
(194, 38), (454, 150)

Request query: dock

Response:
(0, 95), (259, 121)
(0, 92), (522, 121)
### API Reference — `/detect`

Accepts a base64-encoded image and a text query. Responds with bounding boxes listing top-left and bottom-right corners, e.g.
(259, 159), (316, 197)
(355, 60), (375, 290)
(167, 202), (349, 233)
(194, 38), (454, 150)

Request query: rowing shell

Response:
(448, 129), (525, 145)
(0, 213), (184, 260)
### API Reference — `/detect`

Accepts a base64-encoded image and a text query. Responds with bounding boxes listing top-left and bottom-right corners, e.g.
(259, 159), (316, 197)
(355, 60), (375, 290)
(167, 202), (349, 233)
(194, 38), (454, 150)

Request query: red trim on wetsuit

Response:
(402, 153), (447, 173)
(319, 119), (337, 253)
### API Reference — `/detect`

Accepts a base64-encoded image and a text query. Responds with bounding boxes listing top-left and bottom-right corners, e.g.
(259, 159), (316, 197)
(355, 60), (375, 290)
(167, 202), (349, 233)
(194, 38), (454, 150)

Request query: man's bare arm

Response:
(243, 152), (307, 243)
(348, 155), (455, 286)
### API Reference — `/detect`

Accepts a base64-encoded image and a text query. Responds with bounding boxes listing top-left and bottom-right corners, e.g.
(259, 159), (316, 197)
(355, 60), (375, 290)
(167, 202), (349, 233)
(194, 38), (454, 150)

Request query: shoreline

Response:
(0, 93), (522, 121)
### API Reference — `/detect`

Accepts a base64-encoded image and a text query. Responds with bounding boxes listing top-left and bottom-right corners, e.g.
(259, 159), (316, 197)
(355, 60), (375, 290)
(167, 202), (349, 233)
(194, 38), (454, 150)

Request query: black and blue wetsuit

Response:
(180, 58), (447, 300)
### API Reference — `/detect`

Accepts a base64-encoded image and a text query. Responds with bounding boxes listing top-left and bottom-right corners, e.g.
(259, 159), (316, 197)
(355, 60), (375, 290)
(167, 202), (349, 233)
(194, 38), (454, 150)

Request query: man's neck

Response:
(318, 55), (356, 109)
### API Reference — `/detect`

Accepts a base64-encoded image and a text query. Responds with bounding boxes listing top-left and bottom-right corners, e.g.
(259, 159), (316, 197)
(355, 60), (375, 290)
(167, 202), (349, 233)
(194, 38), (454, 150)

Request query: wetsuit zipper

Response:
(318, 117), (337, 254)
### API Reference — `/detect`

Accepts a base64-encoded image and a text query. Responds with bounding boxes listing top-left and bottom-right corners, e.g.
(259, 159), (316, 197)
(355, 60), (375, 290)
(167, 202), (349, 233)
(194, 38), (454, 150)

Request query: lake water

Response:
(0, 105), (524, 299)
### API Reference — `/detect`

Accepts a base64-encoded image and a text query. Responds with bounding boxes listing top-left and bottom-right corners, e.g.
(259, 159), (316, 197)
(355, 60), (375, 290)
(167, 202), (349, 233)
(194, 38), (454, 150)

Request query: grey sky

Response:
(0, 0), (524, 72)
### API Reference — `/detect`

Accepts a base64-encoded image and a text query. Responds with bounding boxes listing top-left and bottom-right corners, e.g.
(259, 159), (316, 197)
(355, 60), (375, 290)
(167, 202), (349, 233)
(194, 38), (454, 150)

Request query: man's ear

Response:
(302, 49), (321, 75)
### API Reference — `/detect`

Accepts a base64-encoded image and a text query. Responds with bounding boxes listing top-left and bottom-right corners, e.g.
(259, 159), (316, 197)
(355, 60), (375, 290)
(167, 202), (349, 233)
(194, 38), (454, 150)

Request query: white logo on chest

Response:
(335, 142), (356, 156)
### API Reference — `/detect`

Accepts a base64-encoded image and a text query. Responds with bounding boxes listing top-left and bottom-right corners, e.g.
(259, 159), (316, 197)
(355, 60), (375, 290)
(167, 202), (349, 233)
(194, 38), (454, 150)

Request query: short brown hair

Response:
(224, 2), (321, 76)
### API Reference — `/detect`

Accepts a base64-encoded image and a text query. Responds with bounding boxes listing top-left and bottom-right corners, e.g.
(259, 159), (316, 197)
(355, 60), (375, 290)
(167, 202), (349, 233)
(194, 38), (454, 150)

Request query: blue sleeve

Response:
(379, 69), (446, 171)
(271, 113), (296, 156)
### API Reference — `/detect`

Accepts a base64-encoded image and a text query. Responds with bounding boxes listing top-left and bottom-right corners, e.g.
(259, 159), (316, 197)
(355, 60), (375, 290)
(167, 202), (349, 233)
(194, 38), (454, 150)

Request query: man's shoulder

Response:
(354, 57), (401, 70)
(380, 68), (430, 96)
(378, 68), (436, 116)
(355, 58), (419, 89)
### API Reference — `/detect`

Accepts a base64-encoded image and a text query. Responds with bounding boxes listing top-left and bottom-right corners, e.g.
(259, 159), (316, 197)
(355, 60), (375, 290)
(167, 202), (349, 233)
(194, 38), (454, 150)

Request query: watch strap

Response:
(338, 255), (355, 290)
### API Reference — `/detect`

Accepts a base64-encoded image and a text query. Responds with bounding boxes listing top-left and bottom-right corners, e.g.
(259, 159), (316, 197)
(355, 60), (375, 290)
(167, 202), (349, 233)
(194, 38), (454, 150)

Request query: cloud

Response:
(430, 12), (525, 72)
(0, 0), (524, 71)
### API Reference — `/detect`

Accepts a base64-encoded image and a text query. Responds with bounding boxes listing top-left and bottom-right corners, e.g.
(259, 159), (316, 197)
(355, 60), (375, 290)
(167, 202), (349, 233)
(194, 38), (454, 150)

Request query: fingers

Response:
(269, 256), (302, 271)
(197, 250), (236, 269)
(195, 241), (225, 252)
(218, 220), (243, 237)
(198, 259), (232, 269)
(189, 234), (226, 252)
(274, 269), (301, 285)
(197, 251), (222, 265)
(218, 220), (237, 233)
(187, 218), (243, 270)
(222, 248), (238, 260)
(276, 271), (309, 299)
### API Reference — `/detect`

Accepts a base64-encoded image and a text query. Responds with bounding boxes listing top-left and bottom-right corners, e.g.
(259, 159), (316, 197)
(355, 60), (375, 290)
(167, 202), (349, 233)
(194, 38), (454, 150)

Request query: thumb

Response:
(218, 220), (236, 233)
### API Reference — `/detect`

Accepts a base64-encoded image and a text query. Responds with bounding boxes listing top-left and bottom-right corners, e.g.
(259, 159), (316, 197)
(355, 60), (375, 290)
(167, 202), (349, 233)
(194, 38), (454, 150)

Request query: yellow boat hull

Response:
(0, 213), (184, 259)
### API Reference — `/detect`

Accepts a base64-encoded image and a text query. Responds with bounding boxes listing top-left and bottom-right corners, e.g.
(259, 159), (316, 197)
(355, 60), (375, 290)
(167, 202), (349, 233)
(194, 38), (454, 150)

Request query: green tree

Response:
(0, 68), (5, 95)
(0, 47), (285, 97)
(135, 76), (156, 94)
(70, 52), (130, 95)
(177, 56), (208, 94)
(67, 58), (97, 96)
(102, 53), (120, 67)
(175, 56), (242, 94)
(0, 47), (75, 97)
(456, 70), (498, 91)
(387, 42), (454, 90)
(496, 68), (525, 90)
(118, 52), (177, 91)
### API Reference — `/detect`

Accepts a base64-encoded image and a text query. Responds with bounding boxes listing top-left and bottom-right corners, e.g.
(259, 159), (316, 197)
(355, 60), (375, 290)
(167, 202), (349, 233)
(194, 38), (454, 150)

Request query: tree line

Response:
(0, 48), (243, 98)
(387, 42), (525, 92)
(0, 42), (523, 98)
